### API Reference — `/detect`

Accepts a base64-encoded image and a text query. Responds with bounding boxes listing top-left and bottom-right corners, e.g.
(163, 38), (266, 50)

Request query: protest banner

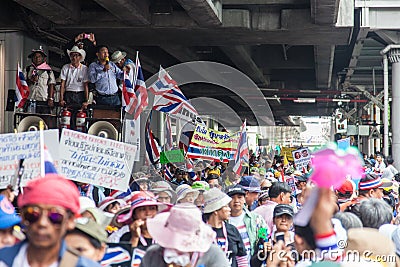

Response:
(160, 149), (185, 164)
(60, 129), (137, 191)
(0, 129), (59, 188)
(280, 147), (296, 161)
(292, 147), (311, 171)
(186, 124), (240, 162)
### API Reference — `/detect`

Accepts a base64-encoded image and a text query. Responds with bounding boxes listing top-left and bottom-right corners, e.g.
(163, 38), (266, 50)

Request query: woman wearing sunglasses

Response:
(0, 174), (102, 267)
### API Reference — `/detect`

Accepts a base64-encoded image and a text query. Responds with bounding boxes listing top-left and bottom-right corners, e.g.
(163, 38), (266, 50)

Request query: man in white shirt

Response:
(59, 46), (89, 129)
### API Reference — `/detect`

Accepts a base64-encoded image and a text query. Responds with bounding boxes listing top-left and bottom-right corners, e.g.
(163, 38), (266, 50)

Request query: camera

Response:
(84, 33), (91, 39)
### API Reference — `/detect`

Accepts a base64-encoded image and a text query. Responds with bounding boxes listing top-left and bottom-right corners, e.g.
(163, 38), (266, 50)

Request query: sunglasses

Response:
(22, 206), (66, 225)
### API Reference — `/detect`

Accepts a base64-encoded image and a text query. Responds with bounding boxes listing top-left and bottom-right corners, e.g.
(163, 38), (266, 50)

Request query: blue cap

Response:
(0, 195), (21, 229)
(239, 176), (261, 193)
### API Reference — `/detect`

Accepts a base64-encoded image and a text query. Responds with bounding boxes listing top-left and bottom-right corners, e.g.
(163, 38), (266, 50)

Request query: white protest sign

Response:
(124, 117), (140, 162)
(0, 129), (59, 188)
(292, 148), (311, 171)
(60, 129), (137, 191)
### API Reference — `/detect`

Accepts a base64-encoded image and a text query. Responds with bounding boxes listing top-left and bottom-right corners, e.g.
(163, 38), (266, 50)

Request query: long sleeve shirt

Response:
(88, 61), (123, 95)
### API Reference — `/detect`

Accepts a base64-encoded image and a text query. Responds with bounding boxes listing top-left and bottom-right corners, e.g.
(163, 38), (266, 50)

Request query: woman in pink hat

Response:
(141, 203), (229, 267)
(109, 191), (170, 252)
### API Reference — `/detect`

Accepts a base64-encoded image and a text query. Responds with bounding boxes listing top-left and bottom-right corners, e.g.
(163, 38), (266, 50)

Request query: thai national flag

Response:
(145, 111), (160, 166)
(164, 114), (173, 151)
(101, 246), (131, 266)
(164, 165), (173, 181)
(132, 54), (148, 120)
(131, 248), (146, 267)
(15, 63), (29, 109)
(44, 146), (57, 174)
(150, 66), (197, 121)
(233, 121), (249, 175)
(122, 65), (137, 115)
(178, 122), (195, 153)
(186, 158), (199, 181)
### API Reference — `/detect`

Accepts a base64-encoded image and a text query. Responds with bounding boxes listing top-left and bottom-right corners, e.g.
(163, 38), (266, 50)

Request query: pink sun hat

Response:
(147, 203), (215, 253)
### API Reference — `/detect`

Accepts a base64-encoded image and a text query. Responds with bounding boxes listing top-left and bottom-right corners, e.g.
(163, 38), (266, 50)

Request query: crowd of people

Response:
(0, 150), (399, 267)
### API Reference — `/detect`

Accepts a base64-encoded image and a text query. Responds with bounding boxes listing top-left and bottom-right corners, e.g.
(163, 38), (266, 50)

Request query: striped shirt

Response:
(229, 213), (251, 262)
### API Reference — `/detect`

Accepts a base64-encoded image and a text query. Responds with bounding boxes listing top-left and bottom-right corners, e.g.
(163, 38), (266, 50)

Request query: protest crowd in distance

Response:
(2, 32), (400, 267)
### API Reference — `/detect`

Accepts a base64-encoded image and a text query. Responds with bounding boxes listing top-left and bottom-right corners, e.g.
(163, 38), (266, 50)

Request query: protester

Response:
(358, 198), (393, 228)
(238, 176), (261, 211)
(25, 47), (56, 113)
(0, 195), (21, 249)
(227, 185), (268, 265)
(98, 197), (126, 214)
(382, 156), (399, 180)
(65, 217), (107, 262)
(64, 32), (97, 65)
(110, 50), (134, 70)
(202, 188), (247, 267)
(271, 204), (294, 246)
(171, 168), (190, 186)
(88, 45), (124, 106)
(0, 174), (101, 266)
(253, 182), (292, 234)
(110, 191), (168, 251)
(175, 184), (199, 204)
(0, 185), (15, 203)
(191, 181), (210, 210)
(206, 172), (223, 190)
(76, 182), (105, 205)
(150, 181), (176, 204)
(141, 203), (229, 266)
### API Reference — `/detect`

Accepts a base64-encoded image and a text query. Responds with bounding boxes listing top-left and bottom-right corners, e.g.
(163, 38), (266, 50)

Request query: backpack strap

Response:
(59, 247), (79, 267)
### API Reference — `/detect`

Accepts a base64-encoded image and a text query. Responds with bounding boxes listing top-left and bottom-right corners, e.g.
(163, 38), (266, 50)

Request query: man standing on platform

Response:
(88, 45), (124, 107)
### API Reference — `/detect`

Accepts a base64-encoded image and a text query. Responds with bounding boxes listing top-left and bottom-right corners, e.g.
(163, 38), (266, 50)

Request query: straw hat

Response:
(110, 50), (127, 63)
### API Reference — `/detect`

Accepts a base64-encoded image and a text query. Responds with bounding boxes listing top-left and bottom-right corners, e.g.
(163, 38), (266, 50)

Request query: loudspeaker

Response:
(6, 90), (16, 111)
(88, 121), (118, 140)
(17, 116), (48, 132)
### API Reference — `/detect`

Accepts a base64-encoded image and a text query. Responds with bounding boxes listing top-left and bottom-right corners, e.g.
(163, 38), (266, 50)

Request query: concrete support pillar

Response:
(389, 49), (400, 169)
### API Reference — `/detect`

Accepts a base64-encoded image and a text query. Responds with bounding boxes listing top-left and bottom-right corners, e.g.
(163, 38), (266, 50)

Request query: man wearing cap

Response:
(336, 179), (356, 211)
(88, 45), (124, 106)
(25, 47), (56, 113)
(271, 204), (294, 245)
(227, 185), (268, 265)
(60, 46), (89, 129)
(0, 174), (101, 266)
(253, 182), (292, 236)
(238, 176), (261, 211)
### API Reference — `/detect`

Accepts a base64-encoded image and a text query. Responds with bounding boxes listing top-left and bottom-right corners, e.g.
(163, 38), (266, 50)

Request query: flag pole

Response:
(39, 120), (45, 177)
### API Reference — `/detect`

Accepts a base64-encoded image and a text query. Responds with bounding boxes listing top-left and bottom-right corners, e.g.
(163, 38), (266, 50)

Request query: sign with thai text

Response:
(60, 129), (137, 191)
(186, 124), (239, 162)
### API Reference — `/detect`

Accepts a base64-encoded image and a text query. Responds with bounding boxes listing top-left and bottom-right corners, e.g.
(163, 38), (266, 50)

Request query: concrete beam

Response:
(118, 46), (159, 74)
(223, 0), (308, 5)
(175, 0), (222, 27)
(221, 45), (269, 86)
(13, 0), (80, 24)
(92, 0), (151, 25)
(311, 0), (340, 25)
(222, 9), (250, 28)
(162, 45), (200, 62)
(314, 45), (335, 89)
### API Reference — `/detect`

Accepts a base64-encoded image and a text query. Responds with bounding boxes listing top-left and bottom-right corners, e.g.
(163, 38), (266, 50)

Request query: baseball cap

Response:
(273, 204), (294, 218)
(239, 176), (261, 192)
(227, 185), (246, 197)
(74, 217), (108, 244)
(337, 180), (354, 195)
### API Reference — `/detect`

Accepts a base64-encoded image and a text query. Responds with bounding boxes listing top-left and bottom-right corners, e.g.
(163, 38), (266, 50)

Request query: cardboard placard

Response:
(60, 129), (137, 191)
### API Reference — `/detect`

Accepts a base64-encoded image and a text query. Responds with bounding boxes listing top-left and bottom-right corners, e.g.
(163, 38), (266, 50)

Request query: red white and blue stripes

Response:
(15, 63), (29, 109)
(233, 120), (249, 175)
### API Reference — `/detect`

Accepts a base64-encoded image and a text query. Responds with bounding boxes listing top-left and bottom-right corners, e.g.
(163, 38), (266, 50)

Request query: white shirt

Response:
(60, 63), (89, 92)
(13, 243), (59, 267)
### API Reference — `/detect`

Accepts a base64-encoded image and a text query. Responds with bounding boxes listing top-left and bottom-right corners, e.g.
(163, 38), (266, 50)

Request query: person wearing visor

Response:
(0, 174), (101, 267)
(0, 195), (22, 249)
